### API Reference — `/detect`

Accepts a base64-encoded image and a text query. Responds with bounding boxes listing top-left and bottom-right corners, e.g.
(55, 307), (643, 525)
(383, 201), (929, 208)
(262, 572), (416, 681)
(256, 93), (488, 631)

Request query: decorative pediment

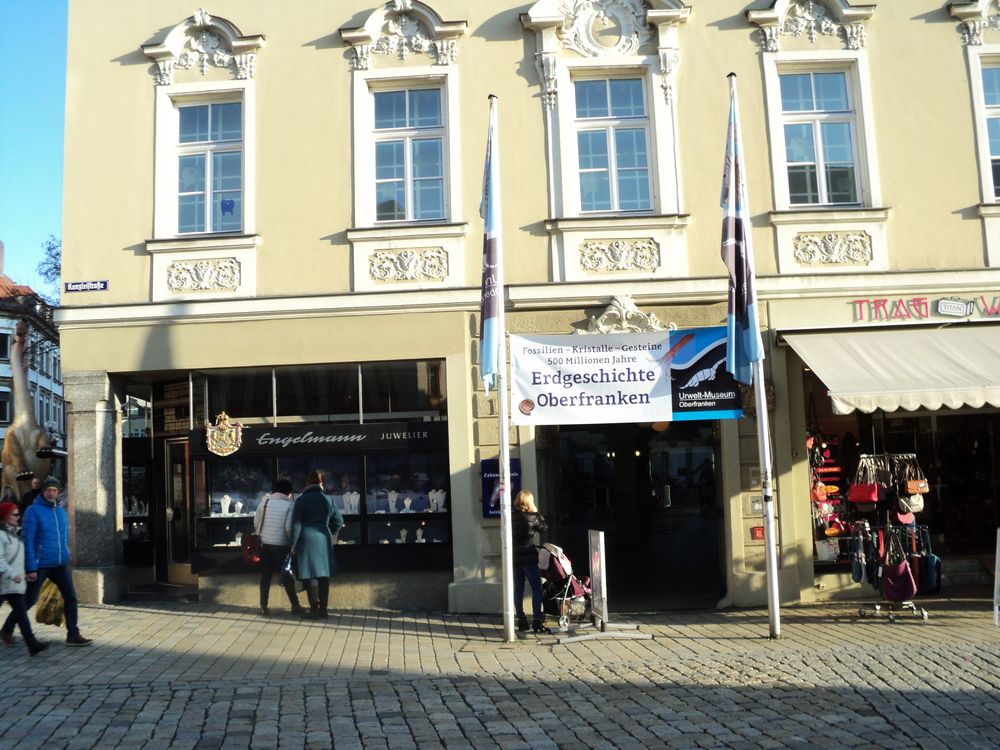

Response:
(748, 0), (875, 52)
(523, 0), (690, 108)
(340, 1), (467, 71)
(950, 0), (1000, 45)
(581, 295), (672, 334)
(142, 8), (264, 86)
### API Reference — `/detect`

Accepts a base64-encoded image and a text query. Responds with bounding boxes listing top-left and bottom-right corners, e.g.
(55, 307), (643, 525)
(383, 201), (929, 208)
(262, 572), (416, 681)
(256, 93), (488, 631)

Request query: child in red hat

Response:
(0, 501), (49, 655)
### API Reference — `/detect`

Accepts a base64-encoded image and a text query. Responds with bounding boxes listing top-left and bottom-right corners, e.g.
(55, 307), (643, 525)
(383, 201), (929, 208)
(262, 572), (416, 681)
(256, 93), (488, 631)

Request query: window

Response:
(779, 71), (859, 206)
(982, 66), (1000, 199)
(177, 102), (243, 233)
(373, 88), (445, 222)
(151, 82), (256, 241)
(573, 78), (652, 213)
(0, 391), (10, 424)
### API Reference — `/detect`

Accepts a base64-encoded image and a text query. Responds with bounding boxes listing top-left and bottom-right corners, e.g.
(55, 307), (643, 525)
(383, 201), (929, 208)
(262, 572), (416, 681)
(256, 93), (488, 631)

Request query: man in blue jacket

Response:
(0, 476), (92, 646)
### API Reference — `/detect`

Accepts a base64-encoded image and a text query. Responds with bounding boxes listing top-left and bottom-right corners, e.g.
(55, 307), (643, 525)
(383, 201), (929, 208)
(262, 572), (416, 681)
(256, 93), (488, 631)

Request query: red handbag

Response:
(848, 483), (878, 504)
(242, 496), (269, 565)
(242, 533), (262, 565)
(849, 456), (880, 504)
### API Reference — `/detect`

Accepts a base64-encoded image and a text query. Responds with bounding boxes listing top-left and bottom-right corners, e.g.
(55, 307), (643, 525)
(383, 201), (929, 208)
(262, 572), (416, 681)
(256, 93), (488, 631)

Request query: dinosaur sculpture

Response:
(1, 321), (52, 501)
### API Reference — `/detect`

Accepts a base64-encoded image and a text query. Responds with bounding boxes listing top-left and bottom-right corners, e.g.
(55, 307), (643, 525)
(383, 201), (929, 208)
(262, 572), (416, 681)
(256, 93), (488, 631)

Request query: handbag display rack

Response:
(850, 453), (933, 623)
(856, 522), (933, 623)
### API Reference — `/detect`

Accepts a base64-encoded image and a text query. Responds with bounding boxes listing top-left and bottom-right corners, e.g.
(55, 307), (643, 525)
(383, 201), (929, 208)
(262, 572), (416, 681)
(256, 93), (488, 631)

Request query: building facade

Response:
(59, 0), (1000, 610)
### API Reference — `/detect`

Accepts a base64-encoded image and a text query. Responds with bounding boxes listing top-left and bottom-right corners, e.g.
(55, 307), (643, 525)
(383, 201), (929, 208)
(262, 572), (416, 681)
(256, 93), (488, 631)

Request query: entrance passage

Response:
(540, 421), (725, 611)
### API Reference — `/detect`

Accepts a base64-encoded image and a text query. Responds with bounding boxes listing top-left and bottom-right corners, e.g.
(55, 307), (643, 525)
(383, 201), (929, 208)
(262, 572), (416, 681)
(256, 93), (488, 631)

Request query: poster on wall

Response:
(509, 328), (742, 426)
(481, 458), (521, 519)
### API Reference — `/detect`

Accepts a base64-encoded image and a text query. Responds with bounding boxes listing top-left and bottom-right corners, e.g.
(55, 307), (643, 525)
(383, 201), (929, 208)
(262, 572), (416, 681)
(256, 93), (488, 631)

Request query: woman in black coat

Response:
(511, 489), (549, 633)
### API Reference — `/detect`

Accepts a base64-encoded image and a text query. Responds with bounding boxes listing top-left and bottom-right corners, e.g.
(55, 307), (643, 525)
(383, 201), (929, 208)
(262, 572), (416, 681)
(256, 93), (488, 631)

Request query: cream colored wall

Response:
(63, 1), (991, 301)
(63, 2), (549, 307)
(59, 309), (467, 373)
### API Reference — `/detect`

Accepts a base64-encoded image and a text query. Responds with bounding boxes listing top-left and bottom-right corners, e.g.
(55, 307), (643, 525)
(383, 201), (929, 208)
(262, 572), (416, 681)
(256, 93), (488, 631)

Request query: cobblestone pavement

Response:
(1, 596), (999, 749)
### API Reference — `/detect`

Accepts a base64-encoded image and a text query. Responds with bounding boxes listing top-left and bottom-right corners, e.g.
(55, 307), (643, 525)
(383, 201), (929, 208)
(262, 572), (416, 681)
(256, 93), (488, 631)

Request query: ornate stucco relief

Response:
(793, 231), (873, 266)
(369, 248), (448, 282)
(579, 239), (661, 273)
(582, 295), (671, 334)
(559, 0), (653, 57)
(167, 257), (242, 292)
(142, 8), (264, 86)
(342, 1), (467, 71)
(749, 0), (872, 52)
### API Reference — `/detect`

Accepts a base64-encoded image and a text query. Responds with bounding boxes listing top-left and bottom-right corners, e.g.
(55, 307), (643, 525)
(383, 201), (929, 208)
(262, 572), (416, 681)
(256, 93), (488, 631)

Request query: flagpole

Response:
(721, 73), (780, 638)
(754, 358), (781, 638)
(492, 96), (515, 644)
(480, 95), (516, 642)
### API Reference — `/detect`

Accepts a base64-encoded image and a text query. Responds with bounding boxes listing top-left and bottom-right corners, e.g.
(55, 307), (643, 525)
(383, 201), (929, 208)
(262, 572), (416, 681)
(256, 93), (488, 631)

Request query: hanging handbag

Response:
(879, 532), (917, 602)
(898, 459), (929, 495)
(848, 456), (878, 509)
(242, 497), (269, 566)
(897, 493), (924, 514)
(919, 526), (942, 595)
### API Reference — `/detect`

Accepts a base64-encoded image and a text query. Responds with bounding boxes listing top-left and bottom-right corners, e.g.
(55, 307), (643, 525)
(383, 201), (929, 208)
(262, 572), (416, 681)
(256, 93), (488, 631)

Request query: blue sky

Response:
(0, 0), (67, 299)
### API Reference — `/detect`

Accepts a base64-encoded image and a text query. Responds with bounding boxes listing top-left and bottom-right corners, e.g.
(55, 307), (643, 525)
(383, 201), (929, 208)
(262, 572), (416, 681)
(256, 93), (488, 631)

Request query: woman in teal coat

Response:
(290, 470), (343, 619)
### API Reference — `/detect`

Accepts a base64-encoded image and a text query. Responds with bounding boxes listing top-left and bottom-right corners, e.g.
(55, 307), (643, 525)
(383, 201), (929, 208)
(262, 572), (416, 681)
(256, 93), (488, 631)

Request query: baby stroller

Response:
(538, 543), (592, 628)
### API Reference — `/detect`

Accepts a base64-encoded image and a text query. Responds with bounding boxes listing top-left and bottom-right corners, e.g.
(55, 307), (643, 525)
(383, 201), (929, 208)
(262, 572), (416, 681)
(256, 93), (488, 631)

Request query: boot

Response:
(26, 637), (49, 656)
(517, 616), (530, 632)
(531, 619), (551, 634)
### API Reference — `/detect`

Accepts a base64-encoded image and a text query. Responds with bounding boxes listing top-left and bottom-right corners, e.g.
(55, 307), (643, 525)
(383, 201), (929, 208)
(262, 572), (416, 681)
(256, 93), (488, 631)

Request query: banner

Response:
(481, 458), (521, 519)
(509, 328), (742, 426)
(721, 73), (764, 385)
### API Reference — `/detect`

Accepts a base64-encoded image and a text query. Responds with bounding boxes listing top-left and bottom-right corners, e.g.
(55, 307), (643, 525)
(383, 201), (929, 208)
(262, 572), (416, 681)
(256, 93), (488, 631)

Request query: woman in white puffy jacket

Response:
(253, 477), (303, 616)
(0, 501), (49, 655)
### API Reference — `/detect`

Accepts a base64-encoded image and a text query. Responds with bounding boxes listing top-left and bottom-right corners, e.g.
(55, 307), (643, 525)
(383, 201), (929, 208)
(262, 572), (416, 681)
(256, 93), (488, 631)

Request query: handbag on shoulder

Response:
(242, 496), (270, 566)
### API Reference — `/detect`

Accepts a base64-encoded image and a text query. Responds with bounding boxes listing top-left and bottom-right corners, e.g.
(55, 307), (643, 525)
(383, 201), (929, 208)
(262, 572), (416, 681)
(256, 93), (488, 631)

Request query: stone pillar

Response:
(64, 370), (122, 604)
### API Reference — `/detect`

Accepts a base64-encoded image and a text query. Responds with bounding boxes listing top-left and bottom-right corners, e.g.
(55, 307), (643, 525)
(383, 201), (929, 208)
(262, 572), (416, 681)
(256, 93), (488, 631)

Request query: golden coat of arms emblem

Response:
(206, 411), (244, 456)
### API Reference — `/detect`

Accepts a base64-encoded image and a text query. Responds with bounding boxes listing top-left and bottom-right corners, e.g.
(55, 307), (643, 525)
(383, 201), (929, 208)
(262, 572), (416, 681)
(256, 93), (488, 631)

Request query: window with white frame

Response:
(372, 87), (446, 223)
(0, 391), (10, 424)
(0, 333), (9, 361)
(981, 64), (1000, 199)
(778, 71), (859, 206)
(177, 100), (244, 234)
(572, 77), (652, 213)
(152, 81), (255, 241)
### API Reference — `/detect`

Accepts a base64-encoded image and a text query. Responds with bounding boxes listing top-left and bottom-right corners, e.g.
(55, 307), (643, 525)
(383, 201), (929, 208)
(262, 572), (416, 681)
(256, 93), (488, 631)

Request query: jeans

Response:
(0, 592), (35, 641)
(259, 544), (300, 610)
(513, 562), (543, 621)
(2, 564), (79, 637)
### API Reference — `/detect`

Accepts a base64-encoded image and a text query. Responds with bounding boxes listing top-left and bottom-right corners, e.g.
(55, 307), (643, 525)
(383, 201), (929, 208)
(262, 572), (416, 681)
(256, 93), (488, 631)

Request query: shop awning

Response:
(784, 326), (1000, 414)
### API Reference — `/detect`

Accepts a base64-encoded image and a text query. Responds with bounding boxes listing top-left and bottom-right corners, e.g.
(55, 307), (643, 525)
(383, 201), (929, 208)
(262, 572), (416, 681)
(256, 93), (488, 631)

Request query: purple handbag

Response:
(879, 534), (917, 602)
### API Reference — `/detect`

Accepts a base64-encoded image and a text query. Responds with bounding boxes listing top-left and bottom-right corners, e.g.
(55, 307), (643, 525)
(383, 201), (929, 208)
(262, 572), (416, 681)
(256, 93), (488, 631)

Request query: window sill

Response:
(145, 234), (260, 254)
(546, 214), (690, 233)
